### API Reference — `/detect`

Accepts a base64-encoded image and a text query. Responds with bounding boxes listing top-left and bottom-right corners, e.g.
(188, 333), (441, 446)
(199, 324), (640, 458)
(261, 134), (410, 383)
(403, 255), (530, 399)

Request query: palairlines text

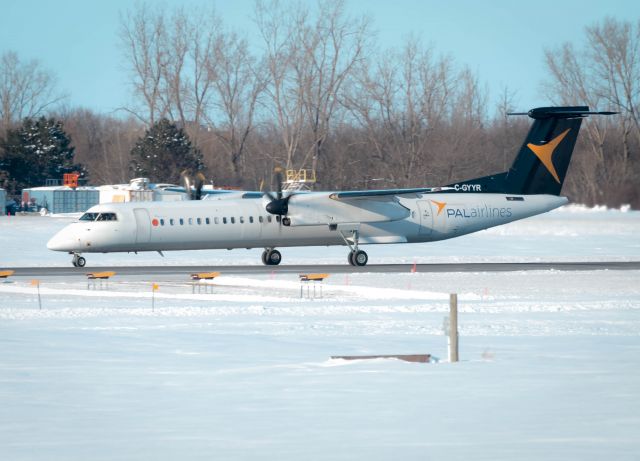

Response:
(446, 205), (513, 219)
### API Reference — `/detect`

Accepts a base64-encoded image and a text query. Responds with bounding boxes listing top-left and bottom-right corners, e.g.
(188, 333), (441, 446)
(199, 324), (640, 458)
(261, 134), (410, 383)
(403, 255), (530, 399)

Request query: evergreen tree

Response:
(129, 119), (204, 183)
(0, 117), (83, 196)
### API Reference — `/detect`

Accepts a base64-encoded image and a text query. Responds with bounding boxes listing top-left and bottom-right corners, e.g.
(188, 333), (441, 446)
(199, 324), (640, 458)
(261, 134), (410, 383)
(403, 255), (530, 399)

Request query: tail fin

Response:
(504, 106), (587, 195)
(448, 106), (615, 195)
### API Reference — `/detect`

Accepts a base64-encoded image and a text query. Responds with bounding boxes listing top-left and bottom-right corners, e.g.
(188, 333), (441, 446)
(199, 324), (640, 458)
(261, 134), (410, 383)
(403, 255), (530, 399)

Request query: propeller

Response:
(263, 169), (293, 221)
(180, 170), (205, 200)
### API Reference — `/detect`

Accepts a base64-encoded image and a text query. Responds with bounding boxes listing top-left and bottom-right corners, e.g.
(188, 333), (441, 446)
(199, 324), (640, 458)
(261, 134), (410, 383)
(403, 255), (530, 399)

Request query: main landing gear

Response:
(71, 253), (86, 267)
(348, 249), (368, 267)
(261, 248), (282, 266)
(338, 227), (368, 267)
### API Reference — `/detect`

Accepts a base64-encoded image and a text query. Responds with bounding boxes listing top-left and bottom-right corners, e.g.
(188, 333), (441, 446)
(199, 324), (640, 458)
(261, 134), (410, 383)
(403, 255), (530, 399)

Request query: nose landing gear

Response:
(71, 253), (86, 267)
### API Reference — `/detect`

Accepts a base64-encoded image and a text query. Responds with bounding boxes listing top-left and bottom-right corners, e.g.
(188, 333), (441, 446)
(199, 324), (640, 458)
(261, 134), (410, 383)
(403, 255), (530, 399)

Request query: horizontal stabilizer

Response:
(507, 106), (618, 119)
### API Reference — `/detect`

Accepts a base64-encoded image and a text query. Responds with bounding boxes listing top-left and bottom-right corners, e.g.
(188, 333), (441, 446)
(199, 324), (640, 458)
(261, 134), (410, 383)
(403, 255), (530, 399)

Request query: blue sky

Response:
(1, 0), (637, 115)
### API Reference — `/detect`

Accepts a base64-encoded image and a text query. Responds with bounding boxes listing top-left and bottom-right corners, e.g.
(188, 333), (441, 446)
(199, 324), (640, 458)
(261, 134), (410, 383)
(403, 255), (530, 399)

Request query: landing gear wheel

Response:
(267, 249), (281, 265)
(72, 254), (86, 268)
(352, 250), (368, 267)
(348, 251), (355, 266)
(262, 249), (281, 265)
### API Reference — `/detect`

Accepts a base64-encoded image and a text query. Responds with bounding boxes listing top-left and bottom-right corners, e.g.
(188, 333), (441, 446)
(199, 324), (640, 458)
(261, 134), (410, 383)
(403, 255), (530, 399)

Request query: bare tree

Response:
(543, 18), (640, 205)
(60, 108), (142, 184)
(119, 3), (168, 125)
(159, 7), (221, 136)
(255, 0), (307, 169)
(345, 38), (459, 187)
(255, 0), (370, 178)
(206, 30), (265, 179)
(297, 0), (370, 174)
(586, 18), (640, 168)
(0, 51), (65, 130)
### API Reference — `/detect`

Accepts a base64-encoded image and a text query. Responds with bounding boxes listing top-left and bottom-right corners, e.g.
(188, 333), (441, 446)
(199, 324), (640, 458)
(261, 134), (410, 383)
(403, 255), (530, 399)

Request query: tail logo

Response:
(431, 200), (447, 215)
(527, 128), (571, 184)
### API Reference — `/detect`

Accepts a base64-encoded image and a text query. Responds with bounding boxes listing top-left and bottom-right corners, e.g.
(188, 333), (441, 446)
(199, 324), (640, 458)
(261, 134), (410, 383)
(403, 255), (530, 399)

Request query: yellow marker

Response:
(30, 279), (40, 286)
(299, 273), (330, 281)
(152, 283), (159, 291)
(190, 272), (221, 280)
(86, 271), (116, 280)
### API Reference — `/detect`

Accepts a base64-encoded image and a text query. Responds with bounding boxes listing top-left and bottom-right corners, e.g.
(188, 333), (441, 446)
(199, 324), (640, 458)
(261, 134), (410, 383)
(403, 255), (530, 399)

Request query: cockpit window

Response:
(79, 212), (117, 222)
(80, 212), (99, 221)
(97, 213), (117, 221)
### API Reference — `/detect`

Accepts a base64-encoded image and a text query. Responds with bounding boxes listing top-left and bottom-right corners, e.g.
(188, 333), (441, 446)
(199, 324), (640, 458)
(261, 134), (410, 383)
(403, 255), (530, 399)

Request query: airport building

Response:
(22, 178), (186, 214)
(22, 186), (100, 214)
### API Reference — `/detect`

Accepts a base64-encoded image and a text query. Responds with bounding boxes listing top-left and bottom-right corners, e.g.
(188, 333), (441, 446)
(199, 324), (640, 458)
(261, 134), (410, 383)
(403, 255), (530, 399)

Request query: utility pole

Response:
(449, 293), (459, 362)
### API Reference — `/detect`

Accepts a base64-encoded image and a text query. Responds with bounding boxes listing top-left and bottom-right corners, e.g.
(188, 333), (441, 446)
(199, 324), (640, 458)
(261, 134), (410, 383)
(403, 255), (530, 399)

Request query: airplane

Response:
(47, 106), (615, 268)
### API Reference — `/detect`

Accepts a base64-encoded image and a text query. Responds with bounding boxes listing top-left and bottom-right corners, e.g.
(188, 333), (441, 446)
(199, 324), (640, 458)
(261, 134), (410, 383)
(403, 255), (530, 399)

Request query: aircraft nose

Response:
(47, 230), (77, 251)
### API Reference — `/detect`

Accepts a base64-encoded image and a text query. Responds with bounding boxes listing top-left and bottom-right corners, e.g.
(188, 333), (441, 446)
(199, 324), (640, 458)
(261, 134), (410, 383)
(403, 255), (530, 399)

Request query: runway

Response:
(4, 261), (640, 278)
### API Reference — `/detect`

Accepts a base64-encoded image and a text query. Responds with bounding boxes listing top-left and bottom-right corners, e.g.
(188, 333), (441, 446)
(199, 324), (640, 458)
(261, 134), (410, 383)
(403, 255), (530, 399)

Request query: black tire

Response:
(353, 250), (368, 267)
(267, 249), (281, 265)
(261, 250), (269, 265)
(72, 259), (78, 267)
(347, 251), (355, 266)
(76, 256), (86, 267)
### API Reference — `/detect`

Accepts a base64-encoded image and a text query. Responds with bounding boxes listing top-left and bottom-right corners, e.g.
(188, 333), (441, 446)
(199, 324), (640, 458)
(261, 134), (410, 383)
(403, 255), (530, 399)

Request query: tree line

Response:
(0, 1), (638, 207)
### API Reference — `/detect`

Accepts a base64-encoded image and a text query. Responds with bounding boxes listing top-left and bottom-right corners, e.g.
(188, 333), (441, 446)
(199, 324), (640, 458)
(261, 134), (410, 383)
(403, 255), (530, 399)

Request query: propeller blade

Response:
(265, 192), (294, 216)
(263, 191), (277, 202)
(180, 170), (193, 200)
(194, 172), (205, 200)
(264, 167), (293, 219)
(275, 170), (283, 200)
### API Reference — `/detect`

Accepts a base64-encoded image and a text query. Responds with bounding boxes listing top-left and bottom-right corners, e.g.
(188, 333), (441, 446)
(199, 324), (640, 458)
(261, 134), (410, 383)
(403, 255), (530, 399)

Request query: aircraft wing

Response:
(329, 187), (449, 200)
(286, 189), (432, 226)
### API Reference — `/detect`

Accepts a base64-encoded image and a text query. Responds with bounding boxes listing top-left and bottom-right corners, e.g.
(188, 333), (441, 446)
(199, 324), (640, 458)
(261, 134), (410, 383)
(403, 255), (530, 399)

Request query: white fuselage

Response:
(47, 192), (568, 254)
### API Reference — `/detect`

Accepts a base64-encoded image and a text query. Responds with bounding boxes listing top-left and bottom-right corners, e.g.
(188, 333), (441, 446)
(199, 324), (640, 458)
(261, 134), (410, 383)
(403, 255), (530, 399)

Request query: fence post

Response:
(449, 293), (459, 363)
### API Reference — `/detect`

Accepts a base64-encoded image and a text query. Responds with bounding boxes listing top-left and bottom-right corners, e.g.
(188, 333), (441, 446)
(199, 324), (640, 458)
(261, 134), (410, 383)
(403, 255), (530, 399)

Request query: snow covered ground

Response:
(1, 206), (639, 460)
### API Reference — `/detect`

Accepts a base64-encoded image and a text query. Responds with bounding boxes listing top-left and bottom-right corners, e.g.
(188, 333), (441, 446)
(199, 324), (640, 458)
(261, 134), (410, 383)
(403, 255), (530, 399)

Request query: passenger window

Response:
(170, 218), (174, 225)
(267, 216), (272, 223)
(276, 215), (281, 223)
(231, 217), (235, 224)
(259, 216), (264, 223)
(180, 218), (184, 225)
(205, 218), (209, 225)
(249, 216), (254, 223)
(188, 218), (193, 225)
(239, 216), (244, 224)
(214, 217), (219, 224)
(223, 217), (227, 224)
(160, 219), (165, 226)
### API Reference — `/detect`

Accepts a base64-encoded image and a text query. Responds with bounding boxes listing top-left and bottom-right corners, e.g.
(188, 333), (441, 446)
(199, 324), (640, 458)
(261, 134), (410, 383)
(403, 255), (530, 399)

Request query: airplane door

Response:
(416, 201), (434, 235)
(133, 208), (151, 243)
